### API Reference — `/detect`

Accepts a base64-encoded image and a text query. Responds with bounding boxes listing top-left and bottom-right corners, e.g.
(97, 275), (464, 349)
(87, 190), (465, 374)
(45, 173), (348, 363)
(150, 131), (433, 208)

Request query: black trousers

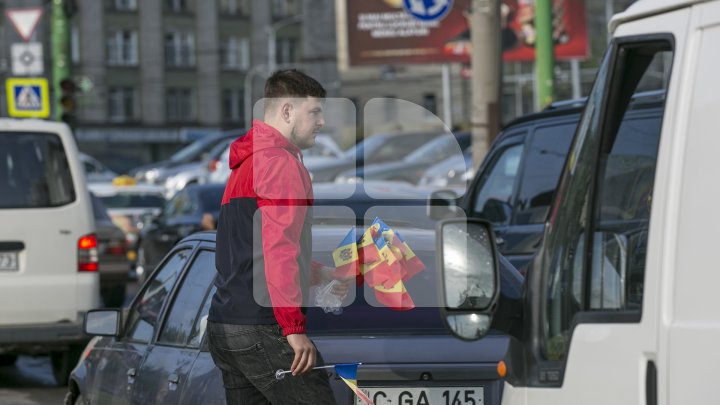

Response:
(207, 321), (337, 405)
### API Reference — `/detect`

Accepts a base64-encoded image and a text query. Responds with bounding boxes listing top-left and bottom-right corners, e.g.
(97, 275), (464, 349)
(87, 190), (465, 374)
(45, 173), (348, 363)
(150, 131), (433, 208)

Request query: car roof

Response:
(609, 0), (705, 33)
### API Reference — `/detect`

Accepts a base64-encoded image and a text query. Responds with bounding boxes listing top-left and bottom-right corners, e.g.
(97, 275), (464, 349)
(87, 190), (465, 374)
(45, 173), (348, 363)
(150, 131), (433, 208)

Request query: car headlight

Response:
(145, 169), (160, 183)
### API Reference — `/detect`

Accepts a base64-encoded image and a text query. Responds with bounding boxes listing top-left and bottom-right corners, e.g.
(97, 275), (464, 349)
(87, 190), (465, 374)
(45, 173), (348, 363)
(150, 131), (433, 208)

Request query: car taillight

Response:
(106, 240), (127, 256)
(78, 234), (98, 272)
(208, 159), (219, 172)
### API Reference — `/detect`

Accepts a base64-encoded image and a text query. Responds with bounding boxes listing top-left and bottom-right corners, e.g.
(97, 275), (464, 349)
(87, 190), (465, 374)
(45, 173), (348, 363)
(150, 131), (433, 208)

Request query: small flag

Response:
(373, 280), (416, 311)
(335, 363), (374, 405)
(358, 223), (380, 263)
(332, 227), (359, 279)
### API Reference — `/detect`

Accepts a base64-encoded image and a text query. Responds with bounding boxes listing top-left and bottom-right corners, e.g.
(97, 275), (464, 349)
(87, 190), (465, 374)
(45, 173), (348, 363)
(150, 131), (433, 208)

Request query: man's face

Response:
(290, 97), (325, 149)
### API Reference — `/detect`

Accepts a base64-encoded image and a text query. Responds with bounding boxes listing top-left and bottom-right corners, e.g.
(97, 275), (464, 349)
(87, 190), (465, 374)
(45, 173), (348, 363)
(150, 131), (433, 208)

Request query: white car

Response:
(0, 119), (100, 385)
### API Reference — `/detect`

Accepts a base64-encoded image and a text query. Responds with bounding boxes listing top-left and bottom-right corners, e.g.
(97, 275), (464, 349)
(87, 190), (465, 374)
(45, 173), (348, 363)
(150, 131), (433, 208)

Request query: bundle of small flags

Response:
(331, 217), (425, 311)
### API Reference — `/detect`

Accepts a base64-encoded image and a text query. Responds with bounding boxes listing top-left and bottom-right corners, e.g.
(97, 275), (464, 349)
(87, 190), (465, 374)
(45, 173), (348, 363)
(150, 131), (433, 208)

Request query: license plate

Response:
(0, 252), (18, 271)
(357, 386), (484, 405)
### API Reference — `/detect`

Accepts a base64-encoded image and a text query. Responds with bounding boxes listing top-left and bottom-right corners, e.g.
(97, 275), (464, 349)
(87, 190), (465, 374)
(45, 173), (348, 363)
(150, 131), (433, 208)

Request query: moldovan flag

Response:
(358, 223), (380, 264)
(335, 363), (374, 405)
(390, 230), (425, 280)
(332, 227), (359, 279)
(374, 280), (416, 311)
(361, 255), (403, 290)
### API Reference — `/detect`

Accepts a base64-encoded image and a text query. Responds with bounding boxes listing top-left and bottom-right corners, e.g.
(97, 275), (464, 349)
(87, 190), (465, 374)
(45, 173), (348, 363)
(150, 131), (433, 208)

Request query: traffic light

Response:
(59, 78), (77, 126)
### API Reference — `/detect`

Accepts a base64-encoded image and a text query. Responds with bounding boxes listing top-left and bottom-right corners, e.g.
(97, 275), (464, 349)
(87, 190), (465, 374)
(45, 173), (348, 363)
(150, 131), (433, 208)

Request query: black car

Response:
(336, 132), (472, 185)
(130, 130), (243, 184)
(136, 183), (225, 282)
(306, 131), (439, 183)
(68, 229), (515, 404)
(431, 92), (665, 274)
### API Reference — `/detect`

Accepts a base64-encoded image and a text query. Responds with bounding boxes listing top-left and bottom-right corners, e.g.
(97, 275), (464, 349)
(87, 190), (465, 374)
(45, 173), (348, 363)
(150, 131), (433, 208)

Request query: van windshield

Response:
(0, 132), (75, 208)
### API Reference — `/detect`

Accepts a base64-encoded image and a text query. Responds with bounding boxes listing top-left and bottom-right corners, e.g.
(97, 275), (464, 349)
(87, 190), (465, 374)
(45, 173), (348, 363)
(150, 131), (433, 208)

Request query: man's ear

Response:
(281, 101), (294, 124)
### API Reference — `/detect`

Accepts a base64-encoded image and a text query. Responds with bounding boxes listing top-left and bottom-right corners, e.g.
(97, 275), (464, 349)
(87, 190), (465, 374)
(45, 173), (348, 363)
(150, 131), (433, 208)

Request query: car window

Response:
(371, 134), (434, 162)
(189, 286), (215, 348)
(125, 248), (192, 342)
(513, 122), (576, 225)
(84, 161), (100, 174)
(405, 134), (469, 163)
(158, 250), (216, 347)
(471, 143), (524, 225)
(90, 193), (112, 221)
(0, 132), (75, 208)
(101, 194), (165, 209)
(164, 190), (192, 218)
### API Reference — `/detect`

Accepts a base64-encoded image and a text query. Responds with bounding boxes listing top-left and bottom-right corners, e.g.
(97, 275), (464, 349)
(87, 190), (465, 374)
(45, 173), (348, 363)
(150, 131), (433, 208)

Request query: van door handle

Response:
(646, 361), (657, 405)
(168, 373), (179, 384)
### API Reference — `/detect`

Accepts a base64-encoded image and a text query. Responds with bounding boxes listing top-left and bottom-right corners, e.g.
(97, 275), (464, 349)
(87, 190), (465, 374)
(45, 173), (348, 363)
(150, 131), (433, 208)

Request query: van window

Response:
(514, 123), (576, 224)
(0, 133), (75, 208)
(542, 41), (671, 361)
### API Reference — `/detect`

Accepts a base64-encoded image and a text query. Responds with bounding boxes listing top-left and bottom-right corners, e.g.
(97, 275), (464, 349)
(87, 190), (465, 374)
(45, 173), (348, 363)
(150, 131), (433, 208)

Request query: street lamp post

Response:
(265, 15), (302, 74)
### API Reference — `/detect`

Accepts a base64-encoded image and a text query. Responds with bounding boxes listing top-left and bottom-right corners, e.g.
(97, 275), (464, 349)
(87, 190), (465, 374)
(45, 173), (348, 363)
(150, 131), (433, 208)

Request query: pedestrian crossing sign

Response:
(6, 77), (49, 118)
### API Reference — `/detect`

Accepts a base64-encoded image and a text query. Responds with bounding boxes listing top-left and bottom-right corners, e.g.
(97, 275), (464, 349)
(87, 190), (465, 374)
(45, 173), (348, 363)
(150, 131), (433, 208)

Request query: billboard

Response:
(346, 0), (589, 66)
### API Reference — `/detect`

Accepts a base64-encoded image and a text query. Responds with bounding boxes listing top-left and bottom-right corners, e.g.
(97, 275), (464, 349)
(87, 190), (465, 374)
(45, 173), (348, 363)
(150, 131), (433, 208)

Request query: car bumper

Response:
(0, 316), (88, 353)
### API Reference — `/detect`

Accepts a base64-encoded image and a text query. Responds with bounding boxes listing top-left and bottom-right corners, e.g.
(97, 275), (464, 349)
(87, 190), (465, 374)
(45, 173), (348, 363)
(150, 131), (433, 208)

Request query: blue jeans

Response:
(207, 322), (336, 405)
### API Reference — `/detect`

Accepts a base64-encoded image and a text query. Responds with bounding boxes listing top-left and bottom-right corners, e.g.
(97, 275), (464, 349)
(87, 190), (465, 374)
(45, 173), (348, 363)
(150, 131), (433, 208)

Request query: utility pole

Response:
(470, 0), (501, 169)
(535, 0), (554, 108)
(51, 0), (70, 121)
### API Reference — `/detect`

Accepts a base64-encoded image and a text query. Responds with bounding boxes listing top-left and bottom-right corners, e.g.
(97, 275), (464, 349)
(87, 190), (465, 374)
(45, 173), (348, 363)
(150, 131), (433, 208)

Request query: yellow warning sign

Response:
(6, 77), (49, 118)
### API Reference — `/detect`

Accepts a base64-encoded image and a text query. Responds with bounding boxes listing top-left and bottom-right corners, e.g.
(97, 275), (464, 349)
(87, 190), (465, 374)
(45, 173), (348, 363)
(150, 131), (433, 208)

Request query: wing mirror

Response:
(436, 218), (500, 340)
(84, 309), (122, 337)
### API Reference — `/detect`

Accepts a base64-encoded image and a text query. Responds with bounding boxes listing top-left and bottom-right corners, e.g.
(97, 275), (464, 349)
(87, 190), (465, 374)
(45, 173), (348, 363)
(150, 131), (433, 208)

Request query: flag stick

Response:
(275, 363), (363, 380)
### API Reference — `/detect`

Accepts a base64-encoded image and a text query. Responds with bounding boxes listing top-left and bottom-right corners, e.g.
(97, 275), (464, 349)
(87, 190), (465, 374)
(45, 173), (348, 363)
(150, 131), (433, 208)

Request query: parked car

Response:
(89, 193), (130, 307)
(306, 131), (439, 183)
(0, 119), (100, 385)
(67, 228), (516, 404)
(163, 138), (235, 199)
(418, 146), (474, 189)
(88, 180), (166, 269)
(135, 184), (224, 282)
(336, 132), (471, 184)
(80, 153), (118, 183)
(430, 92), (664, 275)
(130, 130), (243, 184)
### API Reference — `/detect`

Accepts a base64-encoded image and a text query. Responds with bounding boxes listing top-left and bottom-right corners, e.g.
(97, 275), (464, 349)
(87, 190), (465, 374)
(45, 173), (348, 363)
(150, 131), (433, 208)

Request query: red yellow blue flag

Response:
(332, 227), (359, 279)
(335, 363), (374, 405)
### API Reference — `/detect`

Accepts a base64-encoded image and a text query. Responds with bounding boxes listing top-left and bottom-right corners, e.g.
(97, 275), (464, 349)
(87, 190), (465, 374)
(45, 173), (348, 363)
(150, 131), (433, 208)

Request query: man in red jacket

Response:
(207, 69), (345, 404)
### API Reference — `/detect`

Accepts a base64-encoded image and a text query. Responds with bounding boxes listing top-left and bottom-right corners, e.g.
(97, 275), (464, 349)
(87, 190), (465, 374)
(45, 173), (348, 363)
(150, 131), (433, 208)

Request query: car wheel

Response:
(0, 354), (17, 366)
(51, 345), (83, 386)
(101, 284), (126, 307)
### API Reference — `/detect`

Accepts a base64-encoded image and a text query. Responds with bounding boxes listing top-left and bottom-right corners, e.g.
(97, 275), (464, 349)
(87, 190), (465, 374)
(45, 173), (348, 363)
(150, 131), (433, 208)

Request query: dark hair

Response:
(264, 69), (326, 100)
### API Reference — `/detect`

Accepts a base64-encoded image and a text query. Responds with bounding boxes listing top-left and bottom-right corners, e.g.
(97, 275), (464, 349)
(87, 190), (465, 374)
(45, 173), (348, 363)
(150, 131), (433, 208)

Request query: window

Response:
(0, 133), (75, 208)
(423, 93), (437, 117)
(114, 0), (137, 11)
(513, 123), (576, 225)
(107, 30), (138, 66)
(276, 38), (298, 65)
(219, 0), (250, 16)
(158, 250), (217, 347)
(108, 87), (137, 122)
(542, 41), (671, 361)
(272, 0), (298, 18)
(71, 25), (80, 64)
(164, 190), (194, 219)
(221, 36), (250, 70)
(471, 143), (524, 224)
(166, 88), (195, 121)
(166, 0), (193, 13)
(125, 249), (191, 342)
(222, 89), (245, 125)
(165, 32), (195, 67)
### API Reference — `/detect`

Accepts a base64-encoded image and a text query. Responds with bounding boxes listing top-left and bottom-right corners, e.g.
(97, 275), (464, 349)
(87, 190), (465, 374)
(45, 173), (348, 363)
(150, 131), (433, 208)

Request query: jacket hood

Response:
(229, 120), (301, 170)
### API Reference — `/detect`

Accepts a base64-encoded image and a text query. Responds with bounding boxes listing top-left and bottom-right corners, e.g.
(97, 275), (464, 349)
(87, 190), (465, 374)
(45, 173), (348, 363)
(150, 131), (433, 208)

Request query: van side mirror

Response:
(437, 218), (500, 340)
(428, 189), (462, 220)
(84, 309), (121, 337)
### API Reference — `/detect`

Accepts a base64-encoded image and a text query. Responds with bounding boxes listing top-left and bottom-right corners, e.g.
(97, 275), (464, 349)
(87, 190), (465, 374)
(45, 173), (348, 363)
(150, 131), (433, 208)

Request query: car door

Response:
(87, 245), (194, 404)
(133, 247), (217, 403)
(503, 119), (577, 274)
(510, 14), (680, 404)
(464, 131), (526, 268)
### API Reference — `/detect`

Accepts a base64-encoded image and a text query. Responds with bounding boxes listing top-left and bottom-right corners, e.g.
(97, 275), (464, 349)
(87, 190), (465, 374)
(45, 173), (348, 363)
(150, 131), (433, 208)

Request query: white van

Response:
(436, 1), (720, 404)
(0, 119), (100, 384)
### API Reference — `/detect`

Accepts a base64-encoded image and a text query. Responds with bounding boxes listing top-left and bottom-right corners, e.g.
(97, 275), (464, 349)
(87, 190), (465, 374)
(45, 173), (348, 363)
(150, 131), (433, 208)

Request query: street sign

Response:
(6, 78), (50, 118)
(11, 43), (43, 75)
(5, 8), (43, 42)
(403, 0), (453, 22)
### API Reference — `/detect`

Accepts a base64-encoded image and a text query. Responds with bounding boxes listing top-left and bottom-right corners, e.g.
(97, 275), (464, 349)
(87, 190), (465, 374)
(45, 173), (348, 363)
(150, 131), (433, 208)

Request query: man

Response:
(207, 70), (343, 404)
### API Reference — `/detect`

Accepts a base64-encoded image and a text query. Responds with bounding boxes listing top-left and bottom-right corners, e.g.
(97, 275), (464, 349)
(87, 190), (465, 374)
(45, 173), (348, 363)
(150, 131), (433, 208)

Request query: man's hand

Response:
(319, 266), (354, 297)
(286, 333), (317, 376)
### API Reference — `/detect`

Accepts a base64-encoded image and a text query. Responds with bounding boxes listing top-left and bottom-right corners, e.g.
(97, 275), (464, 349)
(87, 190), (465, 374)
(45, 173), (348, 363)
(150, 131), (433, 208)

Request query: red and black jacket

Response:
(209, 120), (321, 336)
